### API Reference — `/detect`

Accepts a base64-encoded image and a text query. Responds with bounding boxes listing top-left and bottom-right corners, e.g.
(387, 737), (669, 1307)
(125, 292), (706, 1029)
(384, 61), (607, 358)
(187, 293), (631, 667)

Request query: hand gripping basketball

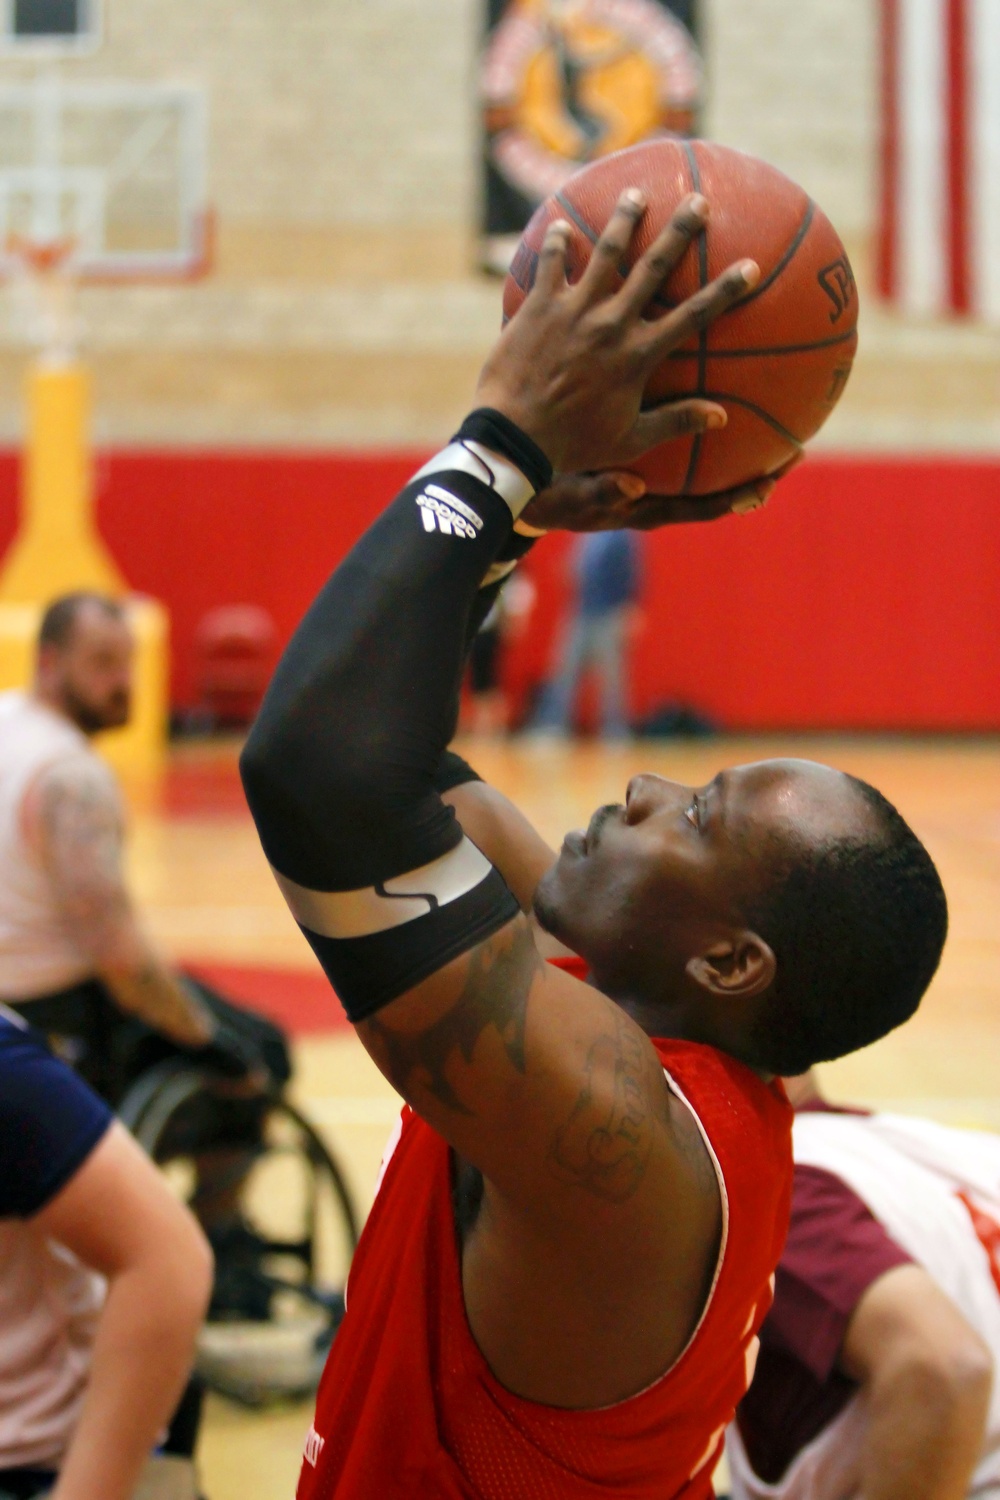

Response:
(476, 190), (759, 476)
(518, 451), (804, 533)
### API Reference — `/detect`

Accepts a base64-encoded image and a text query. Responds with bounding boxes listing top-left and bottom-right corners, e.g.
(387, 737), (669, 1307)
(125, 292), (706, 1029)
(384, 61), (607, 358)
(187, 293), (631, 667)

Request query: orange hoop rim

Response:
(4, 232), (79, 275)
(0, 209), (215, 285)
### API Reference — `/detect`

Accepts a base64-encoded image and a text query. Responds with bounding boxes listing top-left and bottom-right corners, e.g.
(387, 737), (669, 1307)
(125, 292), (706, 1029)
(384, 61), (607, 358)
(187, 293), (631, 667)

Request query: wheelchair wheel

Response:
(120, 1059), (361, 1406)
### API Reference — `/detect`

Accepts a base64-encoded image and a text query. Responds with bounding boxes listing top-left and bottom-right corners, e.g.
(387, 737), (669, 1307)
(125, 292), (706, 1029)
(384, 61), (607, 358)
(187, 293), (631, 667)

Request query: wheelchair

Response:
(119, 1055), (360, 1408)
(15, 975), (361, 1407)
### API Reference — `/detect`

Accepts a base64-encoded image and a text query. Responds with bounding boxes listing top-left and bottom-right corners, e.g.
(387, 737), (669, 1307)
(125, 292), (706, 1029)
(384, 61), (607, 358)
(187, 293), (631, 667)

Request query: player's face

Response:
(533, 759), (866, 999)
(54, 607), (135, 733)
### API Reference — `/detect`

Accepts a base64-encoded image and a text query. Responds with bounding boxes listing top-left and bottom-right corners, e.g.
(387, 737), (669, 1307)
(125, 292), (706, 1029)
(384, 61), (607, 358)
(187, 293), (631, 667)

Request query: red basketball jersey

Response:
(298, 1038), (792, 1500)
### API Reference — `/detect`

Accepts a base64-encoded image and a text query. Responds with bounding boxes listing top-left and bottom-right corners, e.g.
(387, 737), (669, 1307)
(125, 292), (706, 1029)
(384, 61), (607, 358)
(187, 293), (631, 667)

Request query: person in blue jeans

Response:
(533, 530), (641, 739)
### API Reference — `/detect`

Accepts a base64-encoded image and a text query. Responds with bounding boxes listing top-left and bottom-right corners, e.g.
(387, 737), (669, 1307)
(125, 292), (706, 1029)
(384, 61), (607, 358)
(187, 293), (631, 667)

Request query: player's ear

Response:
(34, 642), (60, 683)
(685, 931), (775, 1000)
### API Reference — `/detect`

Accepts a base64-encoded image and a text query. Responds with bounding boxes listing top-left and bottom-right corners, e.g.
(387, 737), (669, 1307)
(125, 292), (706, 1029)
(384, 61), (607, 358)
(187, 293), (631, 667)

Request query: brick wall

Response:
(3, 1), (986, 454)
(704, 0), (878, 240)
(77, 0), (480, 227)
(2, 0), (876, 236)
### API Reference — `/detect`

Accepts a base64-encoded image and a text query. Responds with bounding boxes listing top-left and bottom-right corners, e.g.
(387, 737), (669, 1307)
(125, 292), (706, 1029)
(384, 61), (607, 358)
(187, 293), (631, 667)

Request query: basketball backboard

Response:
(0, 75), (209, 278)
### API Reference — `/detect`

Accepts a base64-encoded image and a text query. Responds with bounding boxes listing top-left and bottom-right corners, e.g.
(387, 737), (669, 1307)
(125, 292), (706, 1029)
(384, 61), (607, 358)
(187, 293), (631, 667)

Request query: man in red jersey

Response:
(240, 191), (948, 1498)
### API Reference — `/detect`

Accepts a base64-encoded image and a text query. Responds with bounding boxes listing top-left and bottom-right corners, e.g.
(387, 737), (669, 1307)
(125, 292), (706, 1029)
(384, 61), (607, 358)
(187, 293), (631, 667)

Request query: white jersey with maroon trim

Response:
(728, 1110), (1000, 1500)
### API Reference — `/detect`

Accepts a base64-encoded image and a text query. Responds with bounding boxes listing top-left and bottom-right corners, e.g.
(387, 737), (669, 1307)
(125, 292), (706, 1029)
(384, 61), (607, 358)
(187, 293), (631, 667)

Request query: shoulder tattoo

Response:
(548, 1002), (665, 1203)
(33, 755), (125, 891)
(362, 919), (541, 1114)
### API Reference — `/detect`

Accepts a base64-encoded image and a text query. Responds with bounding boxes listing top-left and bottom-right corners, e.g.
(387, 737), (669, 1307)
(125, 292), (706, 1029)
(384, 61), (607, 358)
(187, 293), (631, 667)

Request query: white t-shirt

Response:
(0, 1220), (106, 1470)
(727, 1110), (1000, 1500)
(0, 690), (118, 999)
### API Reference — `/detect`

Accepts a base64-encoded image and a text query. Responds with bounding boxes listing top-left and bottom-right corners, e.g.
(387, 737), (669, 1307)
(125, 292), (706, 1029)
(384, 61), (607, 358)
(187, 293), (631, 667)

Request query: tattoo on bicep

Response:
(548, 1006), (659, 1203)
(36, 759), (127, 918)
(362, 921), (542, 1114)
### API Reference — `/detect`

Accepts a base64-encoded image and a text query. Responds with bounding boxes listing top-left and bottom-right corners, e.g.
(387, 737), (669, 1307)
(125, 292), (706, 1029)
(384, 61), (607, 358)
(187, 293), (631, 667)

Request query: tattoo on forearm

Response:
(362, 921), (541, 1114)
(548, 1005), (657, 1202)
(33, 758), (210, 1046)
(107, 964), (212, 1046)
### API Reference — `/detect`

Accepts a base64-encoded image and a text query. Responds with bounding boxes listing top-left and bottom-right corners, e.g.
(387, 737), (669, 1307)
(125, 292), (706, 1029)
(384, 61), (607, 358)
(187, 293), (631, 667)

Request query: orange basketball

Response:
(502, 138), (858, 495)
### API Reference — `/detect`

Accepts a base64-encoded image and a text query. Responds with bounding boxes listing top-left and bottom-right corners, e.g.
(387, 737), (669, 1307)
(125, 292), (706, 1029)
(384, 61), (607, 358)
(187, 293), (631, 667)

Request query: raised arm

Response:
(435, 750), (557, 912)
(241, 191), (752, 1154)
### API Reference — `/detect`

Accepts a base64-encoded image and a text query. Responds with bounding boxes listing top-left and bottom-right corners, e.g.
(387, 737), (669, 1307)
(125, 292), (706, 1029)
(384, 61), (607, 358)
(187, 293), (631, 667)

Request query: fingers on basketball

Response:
(638, 258), (760, 368)
(574, 189), (647, 303)
(615, 193), (710, 317)
(624, 398), (725, 456)
(503, 140), (860, 494)
(534, 219), (573, 295)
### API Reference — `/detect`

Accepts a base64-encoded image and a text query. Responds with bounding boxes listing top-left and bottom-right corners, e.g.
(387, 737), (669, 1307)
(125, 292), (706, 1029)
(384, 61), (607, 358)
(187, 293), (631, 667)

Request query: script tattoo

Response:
(362, 921), (542, 1114)
(548, 1005), (658, 1202)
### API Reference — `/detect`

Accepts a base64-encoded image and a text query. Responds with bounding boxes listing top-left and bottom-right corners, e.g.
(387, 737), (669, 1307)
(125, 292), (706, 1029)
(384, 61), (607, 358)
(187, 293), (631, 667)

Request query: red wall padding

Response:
(0, 449), (996, 729)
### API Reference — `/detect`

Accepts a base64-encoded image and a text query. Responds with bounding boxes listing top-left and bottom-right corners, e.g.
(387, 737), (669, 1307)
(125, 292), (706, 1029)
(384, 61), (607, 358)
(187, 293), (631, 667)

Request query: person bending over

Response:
(240, 191), (948, 1499)
(726, 1070), (998, 1500)
(0, 1005), (212, 1500)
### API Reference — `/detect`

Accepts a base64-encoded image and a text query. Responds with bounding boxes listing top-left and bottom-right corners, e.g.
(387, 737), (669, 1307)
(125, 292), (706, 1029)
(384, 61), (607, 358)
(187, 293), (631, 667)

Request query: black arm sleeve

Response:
(243, 471), (510, 890)
(240, 414), (550, 1017)
(435, 749), (484, 795)
(463, 527), (539, 647)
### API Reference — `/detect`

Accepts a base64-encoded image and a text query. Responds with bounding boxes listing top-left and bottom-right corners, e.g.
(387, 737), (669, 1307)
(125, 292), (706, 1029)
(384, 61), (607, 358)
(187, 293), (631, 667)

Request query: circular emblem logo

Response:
(482, 0), (702, 204)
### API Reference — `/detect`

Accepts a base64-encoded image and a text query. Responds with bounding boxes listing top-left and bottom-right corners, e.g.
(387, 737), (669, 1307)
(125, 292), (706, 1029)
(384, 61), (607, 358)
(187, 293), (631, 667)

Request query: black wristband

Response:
(454, 409), (554, 496)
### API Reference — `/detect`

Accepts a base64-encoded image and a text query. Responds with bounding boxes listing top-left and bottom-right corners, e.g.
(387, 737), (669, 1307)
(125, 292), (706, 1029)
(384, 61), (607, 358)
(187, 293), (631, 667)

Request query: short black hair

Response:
(745, 776), (948, 1074)
(38, 592), (124, 651)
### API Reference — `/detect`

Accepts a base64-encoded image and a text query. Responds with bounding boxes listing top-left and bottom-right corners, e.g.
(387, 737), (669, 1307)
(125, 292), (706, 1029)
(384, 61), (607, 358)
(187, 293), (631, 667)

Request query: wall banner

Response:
(480, 0), (703, 272)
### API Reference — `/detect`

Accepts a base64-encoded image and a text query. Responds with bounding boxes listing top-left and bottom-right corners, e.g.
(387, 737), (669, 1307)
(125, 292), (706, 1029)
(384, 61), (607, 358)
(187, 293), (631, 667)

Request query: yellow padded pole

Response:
(0, 357), (168, 777)
(0, 358), (125, 603)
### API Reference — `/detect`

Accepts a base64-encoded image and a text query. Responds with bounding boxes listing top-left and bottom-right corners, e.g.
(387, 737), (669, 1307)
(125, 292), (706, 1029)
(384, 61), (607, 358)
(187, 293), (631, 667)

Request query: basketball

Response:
(502, 138), (859, 495)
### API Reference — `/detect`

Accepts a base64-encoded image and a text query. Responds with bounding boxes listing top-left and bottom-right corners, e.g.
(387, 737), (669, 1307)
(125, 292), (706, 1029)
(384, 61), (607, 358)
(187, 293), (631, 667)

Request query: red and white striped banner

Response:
(878, 0), (1000, 320)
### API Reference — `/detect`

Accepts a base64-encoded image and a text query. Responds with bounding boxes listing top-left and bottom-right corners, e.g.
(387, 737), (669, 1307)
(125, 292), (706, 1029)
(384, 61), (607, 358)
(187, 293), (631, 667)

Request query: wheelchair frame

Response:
(120, 1057), (361, 1405)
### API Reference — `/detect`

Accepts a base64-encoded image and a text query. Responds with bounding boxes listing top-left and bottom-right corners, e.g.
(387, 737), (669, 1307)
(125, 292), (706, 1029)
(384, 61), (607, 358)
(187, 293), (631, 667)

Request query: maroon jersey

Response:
(736, 1162), (913, 1481)
(298, 1038), (792, 1500)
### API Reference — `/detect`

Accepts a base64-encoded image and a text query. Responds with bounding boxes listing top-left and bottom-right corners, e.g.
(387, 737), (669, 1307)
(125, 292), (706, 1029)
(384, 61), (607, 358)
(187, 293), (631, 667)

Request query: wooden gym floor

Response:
(126, 733), (1000, 1500)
